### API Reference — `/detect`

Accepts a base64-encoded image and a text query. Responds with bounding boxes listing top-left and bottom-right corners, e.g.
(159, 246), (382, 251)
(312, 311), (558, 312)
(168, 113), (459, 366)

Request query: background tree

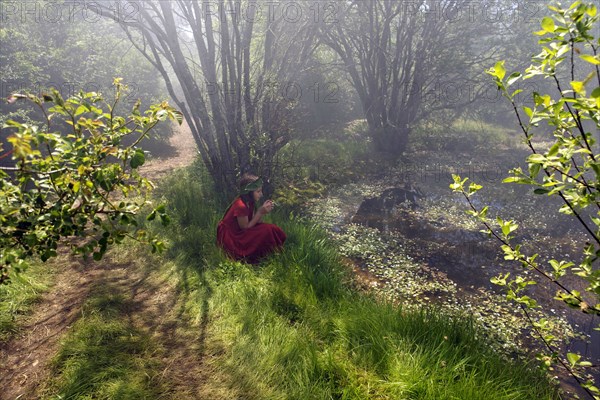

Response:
(0, 2), (166, 124)
(96, 0), (317, 193)
(317, 0), (532, 154)
(291, 45), (361, 139)
(320, 0), (474, 154)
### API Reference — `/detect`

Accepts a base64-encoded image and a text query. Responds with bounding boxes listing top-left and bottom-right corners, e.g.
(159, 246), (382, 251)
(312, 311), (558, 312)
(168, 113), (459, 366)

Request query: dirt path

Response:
(0, 122), (214, 400)
(0, 257), (100, 399)
(140, 120), (198, 181)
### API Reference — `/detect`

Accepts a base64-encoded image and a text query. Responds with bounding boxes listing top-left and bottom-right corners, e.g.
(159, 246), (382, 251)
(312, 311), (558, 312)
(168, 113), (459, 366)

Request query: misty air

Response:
(1, 1), (599, 399)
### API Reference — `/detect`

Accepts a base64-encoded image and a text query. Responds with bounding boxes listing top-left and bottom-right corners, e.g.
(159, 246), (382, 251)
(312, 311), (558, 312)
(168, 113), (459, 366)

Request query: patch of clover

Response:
(305, 184), (578, 360)
(334, 224), (389, 258)
(304, 196), (346, 230)
(332, 224), (459, 301)
(413, 197), (480, 231)
(304, 182), (386, 231)
(302, 149), (584, 359)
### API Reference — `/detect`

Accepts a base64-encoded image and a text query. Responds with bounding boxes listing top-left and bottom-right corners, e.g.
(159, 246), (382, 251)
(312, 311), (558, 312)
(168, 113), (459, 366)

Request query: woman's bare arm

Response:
(237, 211), (263, 230)
(237, 200), (274, 230)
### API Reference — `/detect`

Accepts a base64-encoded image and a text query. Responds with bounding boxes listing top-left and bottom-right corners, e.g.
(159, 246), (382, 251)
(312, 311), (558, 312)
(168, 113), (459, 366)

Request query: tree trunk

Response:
(96, 0), (314, 196)
(371, 123), (409, 155)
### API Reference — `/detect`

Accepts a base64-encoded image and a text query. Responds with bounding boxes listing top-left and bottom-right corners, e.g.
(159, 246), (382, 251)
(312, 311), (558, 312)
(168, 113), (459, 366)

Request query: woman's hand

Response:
(259, 200), (275, 214)
(238, 200), (274, 230)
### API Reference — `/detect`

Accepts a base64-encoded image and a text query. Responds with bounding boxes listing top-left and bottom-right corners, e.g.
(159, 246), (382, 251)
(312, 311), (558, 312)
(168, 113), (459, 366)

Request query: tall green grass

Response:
(155, 164), (559, 400)
(0, 260), (53, 342)
(0, 161), (559, 399)
(42, 273), (163, 399)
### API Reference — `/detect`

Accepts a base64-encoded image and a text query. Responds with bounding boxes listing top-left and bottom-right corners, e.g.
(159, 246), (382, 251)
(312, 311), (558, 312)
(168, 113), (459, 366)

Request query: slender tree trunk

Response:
(96, 0), (315, 195)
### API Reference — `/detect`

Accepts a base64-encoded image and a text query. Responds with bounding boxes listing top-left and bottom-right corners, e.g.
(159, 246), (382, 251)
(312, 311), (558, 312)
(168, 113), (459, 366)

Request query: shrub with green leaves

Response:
(452, 2), (599, 398)
(0, 79), (180, 284)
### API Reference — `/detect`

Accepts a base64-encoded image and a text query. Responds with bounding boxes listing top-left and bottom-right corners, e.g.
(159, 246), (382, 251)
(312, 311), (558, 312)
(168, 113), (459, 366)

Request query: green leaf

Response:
(493, 61), (506, 80)
(567, 353), (581, 367)
(527, 154), (546, 164)
(529, 163), (541, 178)
(160, 213), (171, 227)
(503, 176), (531, 184)
(147, 210), (157, 221)
(541, 17), (555, 32)
(241, 177), (263, 194)
(479, 206), (489, 219)
(130, 149), (145, 169)
(506, 72), (522, 86)
(516, 295), (538, 308)
(510, 89), (523, 99)
(580, 54), (600, 65)
(534, 188), (550, 195)
(591, 87), (600, 99)
(74, 105), (88, 116)
(491, 272), (510, 286)
(571, 81), (585, 95)
(499, 219), (518, 237)
(547, 142), (560, 157)
(468, 182), (482, 194)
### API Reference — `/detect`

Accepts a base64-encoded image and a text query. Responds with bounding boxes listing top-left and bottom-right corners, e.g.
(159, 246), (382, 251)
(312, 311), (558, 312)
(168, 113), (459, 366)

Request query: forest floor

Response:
(0, 122), (237, 399)
(1, 122), (597, 398)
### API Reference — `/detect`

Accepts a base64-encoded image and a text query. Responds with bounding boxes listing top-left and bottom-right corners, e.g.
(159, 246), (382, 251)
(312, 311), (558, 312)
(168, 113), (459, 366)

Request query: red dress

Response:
(216, 197), (286, 263)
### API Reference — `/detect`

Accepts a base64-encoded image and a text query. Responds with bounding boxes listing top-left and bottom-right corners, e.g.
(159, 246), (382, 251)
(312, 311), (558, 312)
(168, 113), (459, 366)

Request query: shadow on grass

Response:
(47, 277), (161, 400)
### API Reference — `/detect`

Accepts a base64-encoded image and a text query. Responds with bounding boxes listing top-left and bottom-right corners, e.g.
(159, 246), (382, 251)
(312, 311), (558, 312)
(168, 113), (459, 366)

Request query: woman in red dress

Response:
(217, 174), (286, 263)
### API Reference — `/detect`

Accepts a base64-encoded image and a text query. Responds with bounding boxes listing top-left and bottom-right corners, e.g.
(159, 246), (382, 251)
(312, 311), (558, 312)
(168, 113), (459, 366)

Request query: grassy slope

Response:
(152, 165), (559, 399)
(1, 161), (559, 399)
(0, 261), (53, 341)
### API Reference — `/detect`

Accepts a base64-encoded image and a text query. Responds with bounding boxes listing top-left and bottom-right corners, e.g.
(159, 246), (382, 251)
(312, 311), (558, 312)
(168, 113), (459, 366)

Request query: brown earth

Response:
(0, 122), (234, 400)
(0, 256), (99, 399)
(140, 120), (198, 181)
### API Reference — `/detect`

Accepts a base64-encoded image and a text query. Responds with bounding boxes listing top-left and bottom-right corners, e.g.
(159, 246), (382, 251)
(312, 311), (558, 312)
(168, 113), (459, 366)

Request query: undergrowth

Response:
(0, 259), (53, 342)
(44, 279), (163, 399)
(0, 159), (562, 399)
(151, 164), (560, 399)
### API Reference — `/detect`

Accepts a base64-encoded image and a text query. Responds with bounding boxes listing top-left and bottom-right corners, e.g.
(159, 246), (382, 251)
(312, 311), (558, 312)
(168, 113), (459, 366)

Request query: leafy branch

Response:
(451, 2), (600, 397)
(451, 175), (599, 399)
(0, 79), (182, 284)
